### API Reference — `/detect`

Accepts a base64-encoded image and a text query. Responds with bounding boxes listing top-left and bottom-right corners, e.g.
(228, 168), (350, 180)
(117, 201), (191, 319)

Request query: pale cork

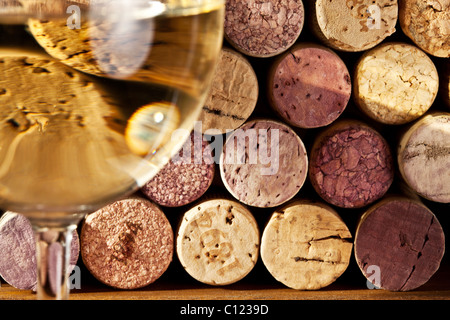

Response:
(397, 112), (450, 203)
(220, 119), (308, 208)
(176, 198), (259, 286)
(399, 0), (450, 58)
(260, 200), (352, 290)
(308, 0), (398, 52)
(199, 48), (258, 134)
(354, 42), (439, 125)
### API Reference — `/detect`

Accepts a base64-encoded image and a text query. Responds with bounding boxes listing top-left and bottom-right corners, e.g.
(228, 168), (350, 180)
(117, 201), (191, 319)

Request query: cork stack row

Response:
(0, 0), (449, 294)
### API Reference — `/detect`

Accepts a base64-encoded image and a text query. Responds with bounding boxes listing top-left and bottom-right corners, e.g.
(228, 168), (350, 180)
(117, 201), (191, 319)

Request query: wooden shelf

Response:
(1, 256), (449, 300)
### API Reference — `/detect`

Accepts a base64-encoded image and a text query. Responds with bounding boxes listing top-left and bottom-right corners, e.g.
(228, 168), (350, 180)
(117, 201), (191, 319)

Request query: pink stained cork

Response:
(309, 120), (394, 209)
(224, 0), (305, 58)
(268, 43), (351, 129)
(140, 132), (215, 207)
(0, 211), (79, 291)
(220, 119), (308, 208)
(80, 197), (173, 289)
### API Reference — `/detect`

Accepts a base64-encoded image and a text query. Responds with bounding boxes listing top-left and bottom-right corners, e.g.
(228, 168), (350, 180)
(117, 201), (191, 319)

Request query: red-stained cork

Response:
(0, 212), (79, 291)
(268, 43), (351, 128)
(354, 197), (445, 291)
(141, 132), (215, 207)
(309, 120), (394, 208)
(80, 197), (173, 289)
(224, 0), (305, 57)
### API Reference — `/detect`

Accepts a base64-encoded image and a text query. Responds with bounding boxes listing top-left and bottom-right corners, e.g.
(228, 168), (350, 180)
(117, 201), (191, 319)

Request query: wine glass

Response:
(0, 0), (224, 299)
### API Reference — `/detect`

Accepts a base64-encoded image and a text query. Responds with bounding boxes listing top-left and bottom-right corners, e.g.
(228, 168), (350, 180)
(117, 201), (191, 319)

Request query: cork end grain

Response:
(200, 48), (258, 134)
(0, 212), (79, 291)
(224, 0), (305, 57)
(312, 0), (398, 52)
(268, 44), (351, 128)
(261, 200), (353, 290)
(399, 0), (450, 58)
(398, 112), (450, 203)
(309, 120), (394, 208)
(355, 197), (445, 291)
(176, 199), (259, 286)
(354, 42), (439, 125)
(80, 197), (173, 289)
(220, 119), (308, 208)
(141, 133), (215, 207)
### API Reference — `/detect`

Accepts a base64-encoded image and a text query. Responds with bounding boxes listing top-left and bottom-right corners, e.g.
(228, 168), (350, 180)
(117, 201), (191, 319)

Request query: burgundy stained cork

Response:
(309, 120), (394, 208)
(354, 196), (445, 291)
(0, 212), (79, 291)
(220, 119), (308, 208)
(268, 43), (351, 129)
(80, 197), (173, 289)
(140, 132), (215, 207)
(224, 0), (305, 58)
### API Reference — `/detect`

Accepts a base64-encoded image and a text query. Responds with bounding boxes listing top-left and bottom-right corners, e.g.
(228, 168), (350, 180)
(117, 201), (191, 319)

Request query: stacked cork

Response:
(0, 0), (449, 294)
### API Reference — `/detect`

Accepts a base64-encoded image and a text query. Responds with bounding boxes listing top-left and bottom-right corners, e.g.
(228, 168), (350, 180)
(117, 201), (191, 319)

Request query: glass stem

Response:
(33, 225), (76, 300)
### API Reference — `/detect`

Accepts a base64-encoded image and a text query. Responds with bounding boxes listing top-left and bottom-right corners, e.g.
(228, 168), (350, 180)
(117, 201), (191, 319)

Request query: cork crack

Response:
(399, 216), (435, 291)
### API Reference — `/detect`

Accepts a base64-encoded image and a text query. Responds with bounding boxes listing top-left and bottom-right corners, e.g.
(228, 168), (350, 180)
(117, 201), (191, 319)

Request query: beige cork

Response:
(398, 112), (450, 203)
(260, 200), (353, 290)
(399, 0), (450, 58)
(308, 0), (398, 52)
(176, 198), (259, 286)
(220, 119), (308, 208)
(199, 48), (258, 134)
(354, 42), (439, 125)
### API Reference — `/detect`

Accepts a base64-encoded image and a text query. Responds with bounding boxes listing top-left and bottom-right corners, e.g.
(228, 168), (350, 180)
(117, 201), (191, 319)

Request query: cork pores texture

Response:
(200, 48), (258, 134)
(354, 42), (439, 125)
(355, 198), (445, 291)
(0, 212), (79, 291)
(80, 197), (173, 289)
(311, 0), (398, 52)
(398, 113), (450, 203)
(268, 44), (351, 128)
(220, 119), (308, 208)
(141, 133), (215, 207)
(399, 0), (450, 58)
(224, 0), (305, 57)
(309, 121), (394, 208)
(261, 200), (353, 290)
(177, 199), (259, 285)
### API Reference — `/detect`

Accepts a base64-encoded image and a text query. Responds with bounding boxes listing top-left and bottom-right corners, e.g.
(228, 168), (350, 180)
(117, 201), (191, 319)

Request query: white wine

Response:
(0, 1), (224, 216)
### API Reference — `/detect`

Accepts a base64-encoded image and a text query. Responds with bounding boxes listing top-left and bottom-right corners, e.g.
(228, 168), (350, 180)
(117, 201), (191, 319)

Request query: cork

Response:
(354, 42), (439, 125)
(0, 212), (79, 291)
(309, 120), (394, 209)
(260, 200), (353, 290)
(80, 197), (173, 289)
(267, 43), (351, 129)
(176, 198), (259, 286)
(399, 0), (450, 58)
(397, 112), (450, 203)
(0, 49), (134, 211)
(354, 196), (445, 291)
(140, 132), (215, 207)
(199, 48), (258, 134)
(220, 119), (308, 208)
(224, 0), (305, 58)
(308, 0), (398, 52)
